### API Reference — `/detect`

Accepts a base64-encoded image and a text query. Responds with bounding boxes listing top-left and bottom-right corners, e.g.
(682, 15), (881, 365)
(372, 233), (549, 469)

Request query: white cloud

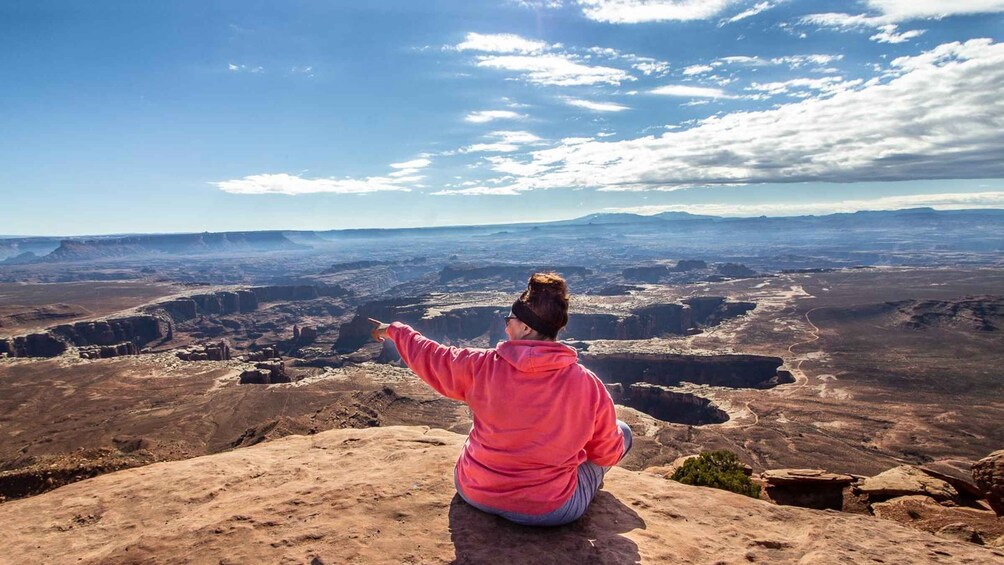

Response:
(473, 40), (1004, 192)
(724, 1), (778, 24)
(747, 76), (863, 97)
(454, 32), (550, 54)
(465, 110), (526, 123)
(389, 158), (432, 169)
(585, 46), (670, 75)
(651, 84), (733, 98)
(870, 24), (926, 43)
(574, 0), (741, 23)
(865, 0), (1004, 21)
(431, 186), (523, 196)
(800, 12), (886, 28)
(801, 1), (1004, 31)
(227, 63), (264, 73)
(630, 59), (670, 76)
(565, 98), (631, 112)
(509, 0), (565, 8)
(476, 54), (634, 86)
(605, 191), (1004, 216)
(718, 55), (767, 65)
(682, 64), (714, 75)
(772, 54), (844, 68)
(213, 173), (413, 195)
(460, 130), (545, 153)
(800, 14), (926, 44)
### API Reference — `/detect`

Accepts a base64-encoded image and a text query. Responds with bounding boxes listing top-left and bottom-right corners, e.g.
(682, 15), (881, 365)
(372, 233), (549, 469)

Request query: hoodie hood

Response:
(495, 339), (578, 373)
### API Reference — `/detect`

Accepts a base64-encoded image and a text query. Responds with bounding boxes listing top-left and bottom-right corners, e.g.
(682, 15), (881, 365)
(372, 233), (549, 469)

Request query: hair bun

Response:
(528, 272), (569, 300)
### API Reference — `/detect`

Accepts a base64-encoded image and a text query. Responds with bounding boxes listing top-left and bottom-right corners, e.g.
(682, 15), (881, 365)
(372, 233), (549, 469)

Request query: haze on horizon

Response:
(2, 0), (1004, 236)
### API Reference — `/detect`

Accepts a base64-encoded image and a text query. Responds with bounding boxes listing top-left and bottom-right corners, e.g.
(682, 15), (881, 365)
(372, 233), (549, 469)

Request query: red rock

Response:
(973, 450), (1004, 516)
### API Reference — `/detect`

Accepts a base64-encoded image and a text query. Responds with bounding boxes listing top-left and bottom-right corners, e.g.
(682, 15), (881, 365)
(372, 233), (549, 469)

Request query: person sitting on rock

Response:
(369, 272), (632, 526)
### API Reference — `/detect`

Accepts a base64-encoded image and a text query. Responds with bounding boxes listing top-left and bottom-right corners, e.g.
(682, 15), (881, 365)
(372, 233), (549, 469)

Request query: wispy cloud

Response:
(682, 64), (714, 76)
(870, 24), (926, 44)
(605, 191), (1004, 216)
(475, 54), (633, 86)
(722, 1), (781, 24)
(574, 0), (741, 24)
(584, 46), (670, 76)
(746, 76), (863, 98)
(472, 39), (1004, 192)
(564, 98), (631, 112)
(651, 84), (733, 98)
(454, 32), (550, 54)
(465, 110), (526, 123)
(450, 32), (640, 86)
(389, 158), (432, 169)
(864, 0), (1004, 22)
(213, 173), (413, 195)
(801, 13), (927, 44)
(227, 63), (264, 73)
(431, 185), (523, 196)
(460, 130), (544, 153)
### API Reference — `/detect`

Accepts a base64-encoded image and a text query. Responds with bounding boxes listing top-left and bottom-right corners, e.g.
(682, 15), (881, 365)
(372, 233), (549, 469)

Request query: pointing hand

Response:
(369, 318), (390, 342)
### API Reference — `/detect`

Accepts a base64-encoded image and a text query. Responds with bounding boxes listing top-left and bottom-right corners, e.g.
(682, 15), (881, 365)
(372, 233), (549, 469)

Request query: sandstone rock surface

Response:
(871, 495), (1004, 545)
(858, 465), (959, 501)
(1, 426), (1001, 565)
(974, 450), (1004, 516)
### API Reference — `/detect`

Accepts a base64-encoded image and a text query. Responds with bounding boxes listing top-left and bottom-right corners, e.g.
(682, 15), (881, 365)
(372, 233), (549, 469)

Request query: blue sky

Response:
(2, 0), (1003, 235)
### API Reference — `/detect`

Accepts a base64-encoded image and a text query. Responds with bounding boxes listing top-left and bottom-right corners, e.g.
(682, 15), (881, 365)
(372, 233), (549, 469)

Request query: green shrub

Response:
(669, 450), (761, 498)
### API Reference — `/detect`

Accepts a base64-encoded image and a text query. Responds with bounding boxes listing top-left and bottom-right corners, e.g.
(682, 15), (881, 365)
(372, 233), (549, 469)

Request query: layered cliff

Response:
(0, 315), (169, 358)
(43, 231), (306, 262)
(334, 296), (755, 354)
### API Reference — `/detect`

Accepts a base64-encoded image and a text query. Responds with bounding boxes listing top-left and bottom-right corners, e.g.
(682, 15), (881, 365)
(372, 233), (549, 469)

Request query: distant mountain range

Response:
(1, 208), (1002, 264)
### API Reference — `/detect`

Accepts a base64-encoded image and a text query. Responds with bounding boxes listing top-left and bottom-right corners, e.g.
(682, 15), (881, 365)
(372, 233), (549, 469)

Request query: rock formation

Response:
(871, 495), (1004, 546)
(335, 296), (756, 355)
(239, 360), (289, 384)
(42, 231), (306, 262)
(0, 332), (67, 358)
(176, 341), (231, 361)
(921, 459), (982, 498)
(49, 315), (168, 348)
(79, 342), (138, 359)
(974, 450), (1004, 515)
(716, 262), (758, 278)
(857, 465), (959, 502)
(0, 426), (1000, 564)
(761, 469), (857, 511)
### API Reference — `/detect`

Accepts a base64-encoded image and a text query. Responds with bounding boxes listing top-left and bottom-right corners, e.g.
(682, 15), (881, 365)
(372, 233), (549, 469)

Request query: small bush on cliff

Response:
(670, 450), (761, 498)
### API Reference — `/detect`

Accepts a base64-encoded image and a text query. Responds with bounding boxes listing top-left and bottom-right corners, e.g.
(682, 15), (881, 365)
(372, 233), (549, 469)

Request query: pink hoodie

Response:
(387, 322), (625, 515)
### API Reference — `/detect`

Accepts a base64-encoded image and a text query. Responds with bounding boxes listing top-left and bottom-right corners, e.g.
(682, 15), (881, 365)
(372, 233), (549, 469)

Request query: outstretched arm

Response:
(370, 318), (488, 402)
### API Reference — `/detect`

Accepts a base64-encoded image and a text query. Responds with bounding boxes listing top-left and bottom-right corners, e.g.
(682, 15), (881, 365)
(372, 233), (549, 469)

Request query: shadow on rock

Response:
(449, 492), (644, 565)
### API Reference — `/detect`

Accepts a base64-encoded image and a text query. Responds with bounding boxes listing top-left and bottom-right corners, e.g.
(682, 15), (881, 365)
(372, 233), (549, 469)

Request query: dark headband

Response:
(511, 299), (560, 338)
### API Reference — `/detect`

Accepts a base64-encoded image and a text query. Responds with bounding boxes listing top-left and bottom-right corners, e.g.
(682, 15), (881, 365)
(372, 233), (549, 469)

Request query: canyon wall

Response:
(583, 352), (787, 389)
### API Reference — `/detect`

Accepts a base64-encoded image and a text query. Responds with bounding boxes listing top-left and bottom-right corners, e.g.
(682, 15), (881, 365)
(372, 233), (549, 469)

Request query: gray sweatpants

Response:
(455, 420), (634, 527)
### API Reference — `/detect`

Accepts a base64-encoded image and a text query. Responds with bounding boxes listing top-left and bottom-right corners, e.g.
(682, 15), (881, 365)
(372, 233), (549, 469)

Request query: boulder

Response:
(870, 495), (1004, 545)
(857, 465), (958, 501)
(936, 523), (983, 545)
(973, 450), (1004, 516)
(920, 459), (982, 498)
(1, 426), (1002, 565)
